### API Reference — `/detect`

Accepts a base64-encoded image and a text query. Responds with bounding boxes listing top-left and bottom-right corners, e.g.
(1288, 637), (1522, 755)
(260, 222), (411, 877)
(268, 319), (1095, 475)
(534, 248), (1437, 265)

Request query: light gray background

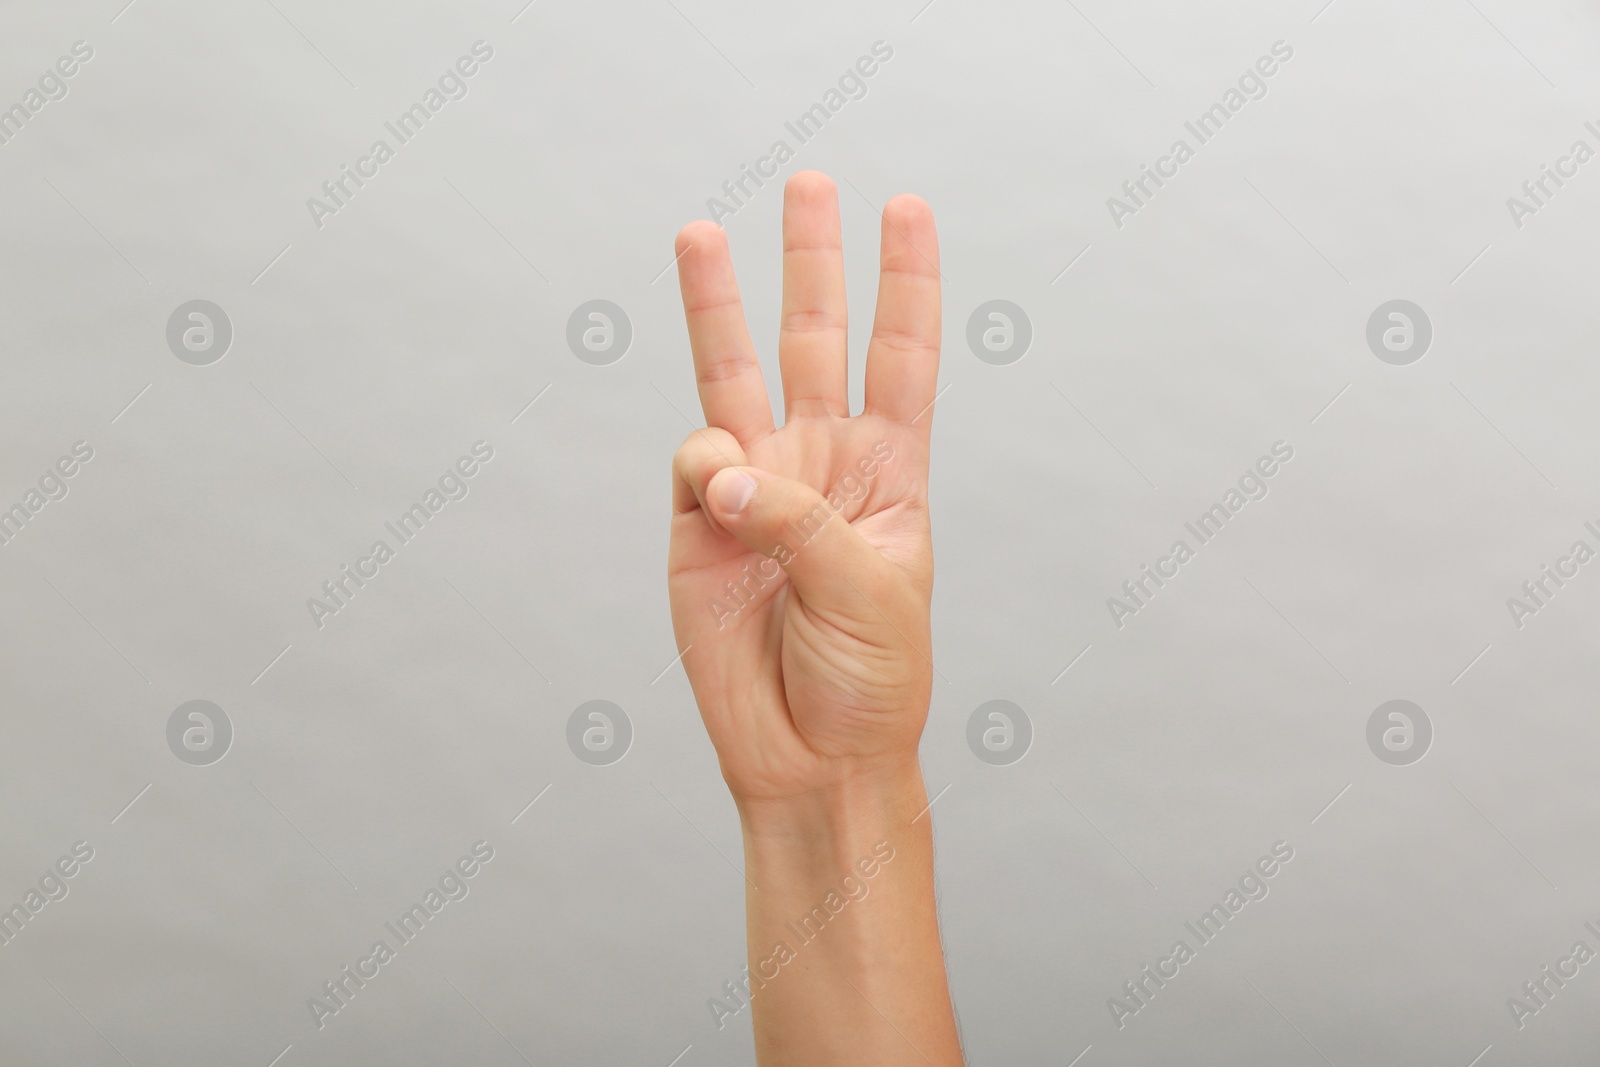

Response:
(1, 0), (1596, 1063)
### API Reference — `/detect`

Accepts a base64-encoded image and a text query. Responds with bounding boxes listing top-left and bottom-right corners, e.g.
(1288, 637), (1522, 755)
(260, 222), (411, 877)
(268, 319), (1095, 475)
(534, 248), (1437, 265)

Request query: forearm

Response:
(736, 763), (963, 1067)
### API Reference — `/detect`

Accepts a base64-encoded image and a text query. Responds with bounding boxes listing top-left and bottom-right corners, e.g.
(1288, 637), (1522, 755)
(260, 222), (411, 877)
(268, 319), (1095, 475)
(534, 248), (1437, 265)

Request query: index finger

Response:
(862, 195), (941, 431)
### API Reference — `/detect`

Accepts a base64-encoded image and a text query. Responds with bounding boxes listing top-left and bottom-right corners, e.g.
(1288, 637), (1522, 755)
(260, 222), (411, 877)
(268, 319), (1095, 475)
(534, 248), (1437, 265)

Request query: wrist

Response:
(736, 758), (929, 867)
(736, 753), (958, 1065)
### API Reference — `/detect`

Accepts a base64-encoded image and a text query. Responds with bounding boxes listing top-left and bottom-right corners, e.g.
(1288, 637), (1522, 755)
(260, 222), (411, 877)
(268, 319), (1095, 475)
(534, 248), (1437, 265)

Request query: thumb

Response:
(705, 466), (894, 615)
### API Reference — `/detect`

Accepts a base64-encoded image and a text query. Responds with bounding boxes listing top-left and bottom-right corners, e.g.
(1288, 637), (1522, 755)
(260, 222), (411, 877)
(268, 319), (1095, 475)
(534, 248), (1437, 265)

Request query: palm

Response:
(666, 174), (941, 802)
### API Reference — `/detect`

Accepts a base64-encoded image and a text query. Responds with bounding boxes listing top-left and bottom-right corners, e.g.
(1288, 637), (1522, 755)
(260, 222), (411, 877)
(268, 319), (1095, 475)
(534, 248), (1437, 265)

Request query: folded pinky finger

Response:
(672, 426), (749, 532)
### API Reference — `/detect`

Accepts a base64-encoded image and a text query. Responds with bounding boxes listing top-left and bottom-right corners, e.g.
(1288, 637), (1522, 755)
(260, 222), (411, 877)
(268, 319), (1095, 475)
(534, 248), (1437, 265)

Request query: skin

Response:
(668, 171), (964, 1066)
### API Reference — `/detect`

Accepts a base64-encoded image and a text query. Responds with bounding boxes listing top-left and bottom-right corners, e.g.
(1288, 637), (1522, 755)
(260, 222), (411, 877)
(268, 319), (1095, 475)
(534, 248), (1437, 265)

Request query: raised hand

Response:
(667, 171), (941, 807)
(668, 172), (962, 1067)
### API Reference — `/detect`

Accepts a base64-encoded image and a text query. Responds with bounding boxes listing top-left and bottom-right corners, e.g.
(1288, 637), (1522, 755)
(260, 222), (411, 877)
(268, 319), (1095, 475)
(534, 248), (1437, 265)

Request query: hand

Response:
(667, 171), (941, 808)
